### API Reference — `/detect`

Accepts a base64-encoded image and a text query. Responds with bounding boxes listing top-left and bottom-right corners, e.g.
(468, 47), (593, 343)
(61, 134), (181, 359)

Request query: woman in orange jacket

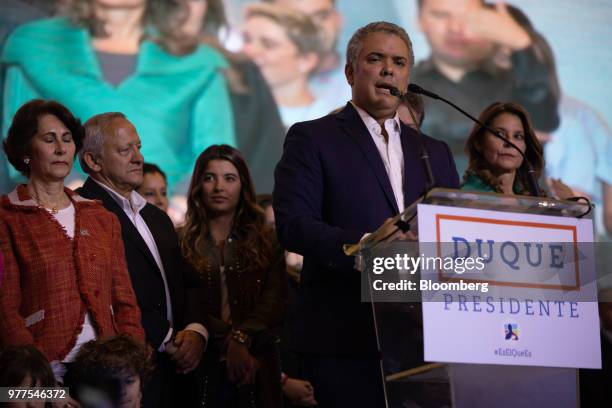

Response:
(0, 99), (144, 380)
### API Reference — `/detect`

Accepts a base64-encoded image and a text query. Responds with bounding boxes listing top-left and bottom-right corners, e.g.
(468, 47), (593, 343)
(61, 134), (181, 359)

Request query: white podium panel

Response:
(418, 203), (600, 369)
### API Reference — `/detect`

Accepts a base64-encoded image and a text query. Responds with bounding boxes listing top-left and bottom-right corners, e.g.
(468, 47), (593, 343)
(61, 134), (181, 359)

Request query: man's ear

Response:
(345, 63), (354, 86)
(82, 151), (102, 173)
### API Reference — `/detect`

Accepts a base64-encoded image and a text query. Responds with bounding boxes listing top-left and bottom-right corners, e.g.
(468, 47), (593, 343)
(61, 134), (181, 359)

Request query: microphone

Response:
(408, 83), (541, 196)
(388, 85), (436, 199)
(407, 83), (439, 100)
(389, 86), (403, 98)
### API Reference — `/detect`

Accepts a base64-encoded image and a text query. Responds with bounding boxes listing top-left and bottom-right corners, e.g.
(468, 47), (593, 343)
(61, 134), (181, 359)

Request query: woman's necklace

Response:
(31, 188), (65, 215)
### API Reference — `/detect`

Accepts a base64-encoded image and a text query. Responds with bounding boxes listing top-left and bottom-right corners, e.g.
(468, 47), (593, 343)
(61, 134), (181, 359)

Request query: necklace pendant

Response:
(50, 207), (59, 215)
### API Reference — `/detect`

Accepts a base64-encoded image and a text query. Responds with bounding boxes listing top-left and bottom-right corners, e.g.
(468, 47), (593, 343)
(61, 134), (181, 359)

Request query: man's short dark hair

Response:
(346, 21), (414, 70)
(143, 162), (167, 182)
(3, 99), (84, 177)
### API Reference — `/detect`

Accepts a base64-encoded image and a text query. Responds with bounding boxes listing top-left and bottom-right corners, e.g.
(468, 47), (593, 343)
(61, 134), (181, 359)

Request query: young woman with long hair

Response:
(180, 144), (286, 407)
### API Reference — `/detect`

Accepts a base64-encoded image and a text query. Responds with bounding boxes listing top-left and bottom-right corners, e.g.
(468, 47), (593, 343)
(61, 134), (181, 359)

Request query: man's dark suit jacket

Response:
(273, 102), (459, 355)
(78, 177), (199, 348)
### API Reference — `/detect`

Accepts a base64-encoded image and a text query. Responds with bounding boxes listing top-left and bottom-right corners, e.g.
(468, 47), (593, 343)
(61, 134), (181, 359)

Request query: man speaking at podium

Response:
(274, 21), (459, 407)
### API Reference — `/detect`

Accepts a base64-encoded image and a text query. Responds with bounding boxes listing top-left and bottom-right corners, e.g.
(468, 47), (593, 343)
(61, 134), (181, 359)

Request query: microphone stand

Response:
(407, 83), (541, 197)
(389, 86), (436, 233)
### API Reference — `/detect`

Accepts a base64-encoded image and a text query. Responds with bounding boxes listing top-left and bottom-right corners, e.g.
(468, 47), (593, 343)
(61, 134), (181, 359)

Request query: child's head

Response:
(65, 335), (153, 408)
(0, 345), (55, 408)
(0, 345), (55, 387)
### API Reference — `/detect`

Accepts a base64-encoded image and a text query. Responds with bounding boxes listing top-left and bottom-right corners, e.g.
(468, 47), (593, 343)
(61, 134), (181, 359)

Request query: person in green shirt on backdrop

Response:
(1, 0), (235, 195)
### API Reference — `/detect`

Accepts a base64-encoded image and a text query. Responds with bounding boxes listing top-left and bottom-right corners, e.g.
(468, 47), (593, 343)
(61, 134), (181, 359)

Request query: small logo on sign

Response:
(505, 323), (519, 341)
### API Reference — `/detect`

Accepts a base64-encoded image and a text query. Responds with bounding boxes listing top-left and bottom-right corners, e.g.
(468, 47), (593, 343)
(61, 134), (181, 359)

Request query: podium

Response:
(351, 188), (600, 408)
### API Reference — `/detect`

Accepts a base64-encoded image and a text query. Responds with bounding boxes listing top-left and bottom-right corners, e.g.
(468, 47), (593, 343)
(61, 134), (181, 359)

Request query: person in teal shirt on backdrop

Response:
(1, 0), (235, 195)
